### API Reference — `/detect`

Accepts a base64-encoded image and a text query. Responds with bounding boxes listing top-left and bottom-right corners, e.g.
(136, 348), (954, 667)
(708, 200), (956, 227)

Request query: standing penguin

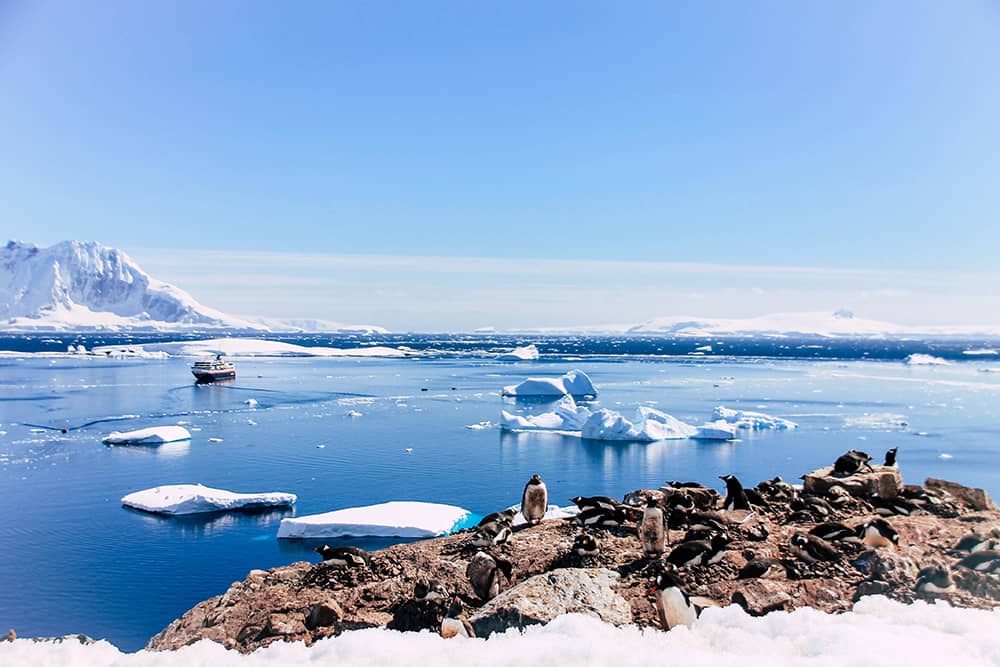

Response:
(521, 474), (548, 525)
(884, 447), (898, 467)
(640, 497), (666, 557)
(466, 551), (514, 602)
(440, 597), (476, 638)
(648, 566), (696, 630)
(719, 474), (751, 511)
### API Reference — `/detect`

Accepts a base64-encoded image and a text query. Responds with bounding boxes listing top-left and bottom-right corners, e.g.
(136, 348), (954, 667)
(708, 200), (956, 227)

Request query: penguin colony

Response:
(307, 450), (998, 639)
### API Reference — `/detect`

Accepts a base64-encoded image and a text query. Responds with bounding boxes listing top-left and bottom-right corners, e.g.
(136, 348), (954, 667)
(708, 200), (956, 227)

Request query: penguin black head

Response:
(711, 533), (731, 549)
(649, 564), (684, 593)
(414, 577), (431, 599)
(646, 496), (660, 508)
(528, 474), (543, 485)
(790, 534), (808, 548)
(446, 596), (464, 617)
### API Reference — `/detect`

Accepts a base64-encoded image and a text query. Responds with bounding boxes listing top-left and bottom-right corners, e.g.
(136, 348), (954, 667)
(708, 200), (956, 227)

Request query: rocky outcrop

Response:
(802, 465), (902, 498)
(926, 478), (997, 511)
(469, 568), (631, 638)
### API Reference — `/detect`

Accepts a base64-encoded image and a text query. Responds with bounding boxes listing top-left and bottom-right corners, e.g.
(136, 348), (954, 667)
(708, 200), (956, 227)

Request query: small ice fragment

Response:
(317, 444), (326, 449)
(244, 398), (259, 407)
(346, 410), (363, 418)
(177, 420), (190, 425)
(208, 437), (223, 443)
(247, 419), (257, 426)
(939, 453), (954, 460)
(466, 421), (494, 430)
(405, 447), (414, 453)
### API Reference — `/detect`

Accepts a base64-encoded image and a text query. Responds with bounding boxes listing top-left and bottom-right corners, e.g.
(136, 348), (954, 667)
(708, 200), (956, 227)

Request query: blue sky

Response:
(3, 2), (999, 328)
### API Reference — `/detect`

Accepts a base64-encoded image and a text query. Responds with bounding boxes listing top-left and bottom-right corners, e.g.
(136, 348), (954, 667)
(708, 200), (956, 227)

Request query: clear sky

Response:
(3, 2), (999, 329)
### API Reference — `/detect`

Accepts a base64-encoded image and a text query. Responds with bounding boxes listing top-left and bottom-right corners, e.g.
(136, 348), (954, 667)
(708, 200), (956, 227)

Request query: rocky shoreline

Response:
(147, 471), (1000, 653)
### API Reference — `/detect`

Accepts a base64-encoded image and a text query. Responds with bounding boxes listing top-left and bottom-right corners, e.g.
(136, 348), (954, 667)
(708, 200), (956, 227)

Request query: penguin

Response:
(950, 532), (999, 555)
(414, 577), (449, 602)
(682, 527), (717, 543)
(574, 506), (633, 529)
(720, 474), (752, 511)
(809, 522), (862, 543)
(477, 508), (517, 527)
(883, 447), (898, 467)
(860, 518), (899, 550)
(957, 549), (1000, 573)
(314, 545), (371, 568)
(899, 487), (942, 507)
(758, 476), (795, 501)
(665, 493), (696, 512)
(870, 495), (919, 517)
(440, 597), (476, 638)
(666, 533), (730, 567)
(666, 484), (719, 510)
(744, 487), (767, 508)
(471, 520), (512, 547)
(915, 565), (955, 595)
(790, 533), (840, 563)
(521, 474), (548, 525)
(466, 551), (514, 601)
(640, 497), (666, 557)
(667, 481), (707, 489)
(569, 496), (620, 513)
(2, 629), (13, 642)
(648, 566), (697, 630)
(833, 450), (873, 475)
(824, 485), (852, 507)
(737, 554), (797, 580)
(572, 533), (599, 557)
(686, 511), (728, 533)
(790, 495), (834, 518)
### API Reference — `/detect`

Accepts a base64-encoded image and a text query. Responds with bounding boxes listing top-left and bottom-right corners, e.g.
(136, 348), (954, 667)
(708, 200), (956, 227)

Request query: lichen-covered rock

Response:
(469, 568), (631, 638)
(802, 465), (902, 498)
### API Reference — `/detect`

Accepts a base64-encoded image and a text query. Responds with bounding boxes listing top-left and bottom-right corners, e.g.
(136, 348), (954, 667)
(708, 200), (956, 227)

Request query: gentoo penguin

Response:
(466, 551), (513, 601)
(572, 533), (599, 557)
(870, 495), (918, 517)
(682, 527), (717, 543)
(667, 483), (719, 510)
(685, 510), (729, 533)
(477, 508), (517, 527)
(574, 506), (634, 529)
(440, 597), (476, 638)
(950, 532), (999, 555)
(957, 549), (1000, 573)
(666, 533), (730, 567)
(899, 487), (942, 507)
(737, 554), (797, 580)
(648, 566), (696, 630)
(521, 474), (548, 525)
(790, 495), (834, 518)
(809, 522), (862, 544)
(720, 474), (751, 511)
(471, 520), (512, 547)
(915, 565), (955, 595)
(860, 518), (899, 549)
(667, 481), (707, 489)
(790, 533), (840, 563)
(314, 545), (371, 568)
(2, 629), (13, 642)
(640, 497), (666, 557)
(884, 447), (898, 467)
(570, 496), (620, 513)
(757, 476), (795, 501)
(414, 577), (449, 602)
(833, 450), (873, 475)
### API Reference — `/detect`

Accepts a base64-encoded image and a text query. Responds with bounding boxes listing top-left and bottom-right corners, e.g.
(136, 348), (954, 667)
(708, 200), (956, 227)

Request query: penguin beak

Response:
(648, 585), (658, 595)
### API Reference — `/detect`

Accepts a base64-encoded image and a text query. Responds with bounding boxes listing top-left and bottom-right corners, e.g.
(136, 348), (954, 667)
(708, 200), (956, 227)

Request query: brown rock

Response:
(925, 478), (997, 511)
(731, 580), (793, 616)
(305, 601), (343, 630)
(802, 465), (902, 498)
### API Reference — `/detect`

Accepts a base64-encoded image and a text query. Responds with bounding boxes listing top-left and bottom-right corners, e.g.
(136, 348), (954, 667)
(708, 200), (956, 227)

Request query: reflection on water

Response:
(105, 439), (191, 458)
(127, 506), (293, 537)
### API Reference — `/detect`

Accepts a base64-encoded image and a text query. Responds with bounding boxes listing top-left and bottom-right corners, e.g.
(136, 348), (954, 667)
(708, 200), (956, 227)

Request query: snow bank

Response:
(693, 421), (737, 440)
(501, 369), (596, 397)
(94, 338), (409, 358)
(497, 344), (540, 361)
(500, 395), (592, 431)
(4, 596), (999, 666)
(102, 426), (191, 445)
(121, 484), (296, 515)
(582, 407), (697, 442)
(905, 354), (950, 366)
(277, 501), (471, 539)
(712, 406), (797, 430)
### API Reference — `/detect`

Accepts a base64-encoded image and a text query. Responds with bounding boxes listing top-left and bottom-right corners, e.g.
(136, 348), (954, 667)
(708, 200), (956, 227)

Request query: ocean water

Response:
(1, 334), (999, 651)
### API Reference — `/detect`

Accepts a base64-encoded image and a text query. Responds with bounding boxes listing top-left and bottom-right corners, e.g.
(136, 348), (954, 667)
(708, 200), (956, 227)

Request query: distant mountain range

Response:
(0, 240), (387, 333)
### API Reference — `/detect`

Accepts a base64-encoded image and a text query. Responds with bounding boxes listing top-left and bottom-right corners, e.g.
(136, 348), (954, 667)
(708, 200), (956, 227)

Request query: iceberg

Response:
(102, 426), (191, 445)
(582, 407), (697, 442)
(121, 484), (296, 516)
(712, 406), (797, 430)
(501, 369), (596, 397)
(509, 503), (579, 526)
(905, 354), (950, 366)
(277, 501), (472, 539)
(500, 395), (592, 431)
(693, 420), (738, 440)
(497, 344), (540, 361)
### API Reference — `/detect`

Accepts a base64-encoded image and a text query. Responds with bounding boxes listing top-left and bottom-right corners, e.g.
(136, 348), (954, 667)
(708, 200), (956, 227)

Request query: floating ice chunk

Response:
(501, 369), (596, 397)
(962, 348), (997, 356)
(465, 421), (494, 430)
(694, 420), (738, 440)
(277, 501), (471, 539)
(712, 406), (797, 430)
(207, 437), (223, 443)
(244, 398), (258, 408)
(508, 503), (579, 526)
(102, 426), (191, 445)
(939, 453), (954, 460)
(346, 410), (363, 418)
(500, 395), (592, 431)
(497, 344), (540, 361)
(121, 484), (296, 516)
(695, 344), (713, 352)
(905, 354), (950, 366)
(582, 406), (696, 442)
(844, 413), (909, 430)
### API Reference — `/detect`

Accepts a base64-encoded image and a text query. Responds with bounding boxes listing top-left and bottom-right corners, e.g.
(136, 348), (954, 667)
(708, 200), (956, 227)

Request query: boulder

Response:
(802, 465), (902, 498)
(925, 478), (997, 512)
(468, 568), (631, 638)
(730, 580), (793, 616)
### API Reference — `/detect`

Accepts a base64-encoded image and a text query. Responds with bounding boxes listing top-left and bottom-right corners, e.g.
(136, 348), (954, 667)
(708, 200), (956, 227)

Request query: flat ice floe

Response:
(501, 369), (596, 397)
(582, 407), (697, 442)
(102, 426), (192, 445)
(277, 501), (472, 539)
(497, 344), (540, 361)
(121, 484), (296, 515)
(4, 596), (999, 666)
(712, 406), (797, 430)
(93, 338), (410, 358)
(905, 353), (950, 366)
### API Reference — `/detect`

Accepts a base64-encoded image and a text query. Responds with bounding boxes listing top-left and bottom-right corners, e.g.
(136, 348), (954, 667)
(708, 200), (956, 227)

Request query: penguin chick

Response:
(471, 520), (512, 547)
(666, 533), (730, 567)
(640, 497), (666, 557)
(915, 565), (955, 595)
(860, 518), (899, 550)
(790, 533), (840, 563)
(466, 551), (514, 601)
(572, 533), (599, 557)
(314, 545), (371, 568)
(521, 474), (548, 525)
(414, 577), (449, 602)
(440, 597), (476, 638)
(719, 474), (751, 511)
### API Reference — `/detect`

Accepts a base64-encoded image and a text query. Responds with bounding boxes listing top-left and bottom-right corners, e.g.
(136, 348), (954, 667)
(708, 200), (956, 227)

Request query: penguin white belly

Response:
(919, 582), (955, 594)
(423, 591), (443, 601)
(655, 588), (696, 629)
(683, 553), (704, 567)
(706, 550), (726, 565)
(324, 557), (349, 566)
(863, 527), (892, 549)
(441, 618), (470, 638)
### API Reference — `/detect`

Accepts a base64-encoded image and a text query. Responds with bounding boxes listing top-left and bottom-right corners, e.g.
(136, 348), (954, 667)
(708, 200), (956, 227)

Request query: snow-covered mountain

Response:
(0, 240), (387, 333)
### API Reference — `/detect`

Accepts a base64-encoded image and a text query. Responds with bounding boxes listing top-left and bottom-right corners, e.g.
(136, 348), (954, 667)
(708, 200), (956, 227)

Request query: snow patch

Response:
(121, 484), (296, 515)
(102, 426), (191, 445)
(277, 501), (471, 539)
